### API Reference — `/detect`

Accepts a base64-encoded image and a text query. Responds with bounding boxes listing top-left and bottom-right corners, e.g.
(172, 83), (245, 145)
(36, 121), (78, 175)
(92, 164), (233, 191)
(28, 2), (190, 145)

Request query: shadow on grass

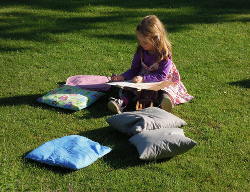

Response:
(0, 0), (249, 51)
(79, 126), (144, 169)
(0, 45), (32, 53)
(0, 94), (42, 106)
(0, 94), (76, 114)
(228, 79), (250, 88)
(1, 0), (249, 12)
(80, 87), (121, 119)
(79, 126), (172, 169)
(81, 98), (114, 118)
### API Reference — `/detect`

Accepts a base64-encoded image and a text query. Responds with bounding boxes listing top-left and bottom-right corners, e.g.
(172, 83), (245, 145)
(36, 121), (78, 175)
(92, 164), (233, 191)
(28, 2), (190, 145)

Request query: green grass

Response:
(0, 0), (249, 191)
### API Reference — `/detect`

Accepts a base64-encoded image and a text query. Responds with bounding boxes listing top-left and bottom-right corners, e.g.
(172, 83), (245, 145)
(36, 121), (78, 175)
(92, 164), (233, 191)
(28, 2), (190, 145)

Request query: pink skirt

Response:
(162, 63), (193, 105)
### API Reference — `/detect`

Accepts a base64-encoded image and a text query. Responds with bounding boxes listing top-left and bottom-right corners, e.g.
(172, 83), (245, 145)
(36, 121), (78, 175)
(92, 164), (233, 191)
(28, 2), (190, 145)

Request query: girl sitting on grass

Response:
(108, 15), (193, 113)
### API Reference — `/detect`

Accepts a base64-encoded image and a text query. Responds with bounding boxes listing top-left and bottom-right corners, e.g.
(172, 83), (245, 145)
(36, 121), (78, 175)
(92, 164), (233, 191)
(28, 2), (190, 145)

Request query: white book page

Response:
(107, 80), (174, 91)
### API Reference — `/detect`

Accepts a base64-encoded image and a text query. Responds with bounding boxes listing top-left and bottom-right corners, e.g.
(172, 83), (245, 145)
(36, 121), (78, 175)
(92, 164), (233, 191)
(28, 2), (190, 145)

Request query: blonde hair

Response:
(136, 15), (172, 62)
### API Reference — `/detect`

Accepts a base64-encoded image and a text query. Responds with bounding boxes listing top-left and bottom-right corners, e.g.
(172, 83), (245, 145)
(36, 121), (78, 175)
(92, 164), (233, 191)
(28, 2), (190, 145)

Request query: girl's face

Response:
(137, 33), (154, 51)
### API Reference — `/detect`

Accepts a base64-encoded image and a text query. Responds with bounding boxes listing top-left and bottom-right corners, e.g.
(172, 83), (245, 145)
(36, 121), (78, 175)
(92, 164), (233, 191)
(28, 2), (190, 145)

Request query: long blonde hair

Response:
(136, 15), (172, 62)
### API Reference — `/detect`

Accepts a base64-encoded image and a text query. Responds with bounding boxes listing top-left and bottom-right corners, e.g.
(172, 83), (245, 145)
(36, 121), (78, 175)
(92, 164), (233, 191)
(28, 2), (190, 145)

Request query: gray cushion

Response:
(106, 107), (187, 135)
(129, 128), (197, 160)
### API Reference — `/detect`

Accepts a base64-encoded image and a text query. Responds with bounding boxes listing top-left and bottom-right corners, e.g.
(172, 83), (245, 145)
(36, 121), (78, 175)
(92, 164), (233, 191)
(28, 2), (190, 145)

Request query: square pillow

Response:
(129, 128), (196, 160)
(25, 135), (112, 170)
(106, 107), (187, 135)
(37, 85), (105, 111)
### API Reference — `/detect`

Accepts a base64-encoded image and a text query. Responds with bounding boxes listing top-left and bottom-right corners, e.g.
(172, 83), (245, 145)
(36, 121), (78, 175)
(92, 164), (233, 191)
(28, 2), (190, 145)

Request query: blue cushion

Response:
(25, 135), (111, 170)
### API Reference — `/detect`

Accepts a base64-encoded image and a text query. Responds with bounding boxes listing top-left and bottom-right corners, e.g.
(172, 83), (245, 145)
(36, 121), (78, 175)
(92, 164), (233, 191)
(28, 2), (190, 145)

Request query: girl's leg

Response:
(159, 91), (174, 112)
(107, 88), (133, 113)
(107, 98), (126, 114)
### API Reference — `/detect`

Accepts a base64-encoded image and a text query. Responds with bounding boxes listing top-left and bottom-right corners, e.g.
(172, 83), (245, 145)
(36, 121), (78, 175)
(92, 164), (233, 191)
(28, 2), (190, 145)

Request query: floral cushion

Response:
(37, 85), (105, 111)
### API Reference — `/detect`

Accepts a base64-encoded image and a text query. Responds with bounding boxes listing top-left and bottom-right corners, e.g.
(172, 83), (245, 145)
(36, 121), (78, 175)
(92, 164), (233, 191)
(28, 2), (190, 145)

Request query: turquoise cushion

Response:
(25, 135), (111, 170)
(37, 85), (105, 111)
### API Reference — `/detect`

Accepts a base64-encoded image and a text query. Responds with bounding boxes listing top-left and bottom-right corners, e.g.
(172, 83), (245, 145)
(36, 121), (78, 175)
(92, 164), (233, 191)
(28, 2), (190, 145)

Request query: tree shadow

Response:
(1, 0), (249, 12)
(0, 12), (121, 42)
(79, 126), (172, 169)
(0, 45), (32, 53)
(0, 0), (249, 47)
(228, 79), (250, 88)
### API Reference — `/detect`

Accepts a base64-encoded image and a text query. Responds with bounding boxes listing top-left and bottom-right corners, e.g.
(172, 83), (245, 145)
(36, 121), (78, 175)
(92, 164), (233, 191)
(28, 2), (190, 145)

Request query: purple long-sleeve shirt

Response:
(122, 49), (172, 82)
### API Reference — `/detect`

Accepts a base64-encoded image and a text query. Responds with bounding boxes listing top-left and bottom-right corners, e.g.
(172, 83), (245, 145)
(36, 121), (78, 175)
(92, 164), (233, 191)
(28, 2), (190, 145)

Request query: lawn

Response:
(0, 0), (249, 191)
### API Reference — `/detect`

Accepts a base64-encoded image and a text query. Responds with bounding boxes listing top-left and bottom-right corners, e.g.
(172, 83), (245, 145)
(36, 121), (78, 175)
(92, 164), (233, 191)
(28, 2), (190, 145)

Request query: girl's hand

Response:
(132, 76), (143, 83)
(111, 75), (124, 82)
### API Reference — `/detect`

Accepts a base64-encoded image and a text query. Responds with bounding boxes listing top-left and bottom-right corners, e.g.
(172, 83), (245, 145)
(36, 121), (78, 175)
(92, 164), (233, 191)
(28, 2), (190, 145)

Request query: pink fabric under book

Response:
(66, 75), (111, 92)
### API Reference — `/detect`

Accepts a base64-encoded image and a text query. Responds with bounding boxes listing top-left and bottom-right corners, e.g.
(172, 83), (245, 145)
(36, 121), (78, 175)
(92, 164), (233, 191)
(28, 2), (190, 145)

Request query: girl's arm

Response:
(143, 59), (172, 82)
(122, 52), (141, 80)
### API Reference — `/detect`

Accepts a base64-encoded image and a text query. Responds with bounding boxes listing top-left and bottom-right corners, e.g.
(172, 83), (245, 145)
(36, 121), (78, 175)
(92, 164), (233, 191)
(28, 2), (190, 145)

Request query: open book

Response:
(106, 80), (174, 91)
